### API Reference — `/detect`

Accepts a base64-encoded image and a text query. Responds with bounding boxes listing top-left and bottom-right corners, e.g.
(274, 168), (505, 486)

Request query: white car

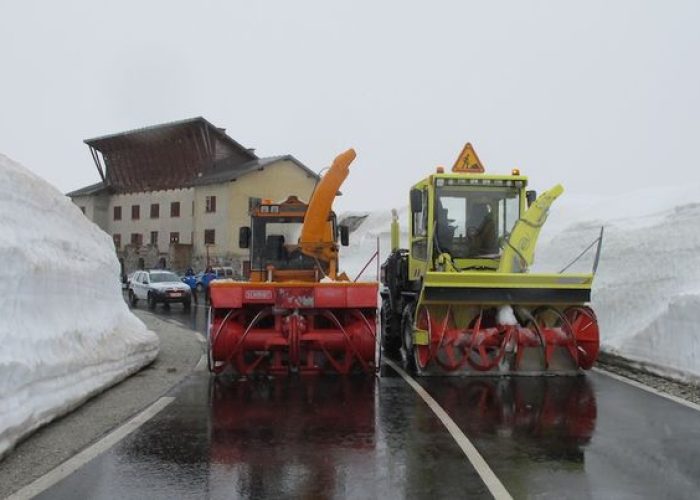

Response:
(213, 266), (235, 279)
(128, 270), (192, 310)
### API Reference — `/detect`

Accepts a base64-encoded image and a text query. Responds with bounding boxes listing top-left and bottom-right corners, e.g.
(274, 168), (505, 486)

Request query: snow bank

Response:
(340, 207), (409, 281)
(536, 186), (700, 382)
(341, 184), (700, 382)
(0, 154), (159, 459)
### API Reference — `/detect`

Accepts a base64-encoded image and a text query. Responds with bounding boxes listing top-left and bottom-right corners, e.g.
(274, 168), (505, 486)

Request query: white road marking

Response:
(593, 367), (700, 412)
(195, 354), (207, 372)
(7, 397), (176, 500)
(385, 359), (512, 500)
(194, 331), (207, 344)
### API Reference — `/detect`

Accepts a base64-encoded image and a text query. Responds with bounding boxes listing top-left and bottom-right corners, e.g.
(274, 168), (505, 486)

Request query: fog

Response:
(1, 1), (698, 212)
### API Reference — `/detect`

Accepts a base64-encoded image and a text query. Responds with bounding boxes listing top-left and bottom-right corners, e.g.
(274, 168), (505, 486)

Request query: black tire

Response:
(400, 304), (417, 372)
(381, 299), (402, 355)
(183, 299), (191, 311)
(128, 290), (138, 307)
(147, 293), (157, 310)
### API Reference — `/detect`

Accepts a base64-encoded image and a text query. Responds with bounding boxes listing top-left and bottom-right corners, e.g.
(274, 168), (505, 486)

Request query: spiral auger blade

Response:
(403, 302), (599, 376)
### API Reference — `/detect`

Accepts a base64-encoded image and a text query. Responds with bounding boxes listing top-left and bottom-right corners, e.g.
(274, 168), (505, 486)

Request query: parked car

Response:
(194, 267), (235, 292)
(195, 271), (216, 293)
(128, 270), (192, 310)
(213, 266), (235, 279)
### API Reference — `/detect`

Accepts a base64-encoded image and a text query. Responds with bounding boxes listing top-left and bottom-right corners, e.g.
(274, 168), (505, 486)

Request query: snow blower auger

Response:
(380, 143), (602, 375)
(208, 149), (378, 376)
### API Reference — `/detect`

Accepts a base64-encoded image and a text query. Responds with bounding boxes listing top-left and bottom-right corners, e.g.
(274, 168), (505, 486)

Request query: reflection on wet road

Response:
(38, 305), (700, 499)
(40, 374), (489, 499)
(421, 372), (700, 498)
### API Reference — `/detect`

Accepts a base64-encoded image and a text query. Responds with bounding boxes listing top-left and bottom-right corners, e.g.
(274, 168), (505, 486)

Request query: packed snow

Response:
(341, 184), (700, 382)
(0, 154), (159, 460)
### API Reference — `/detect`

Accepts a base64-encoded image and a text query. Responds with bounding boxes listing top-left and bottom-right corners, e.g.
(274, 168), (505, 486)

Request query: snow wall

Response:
(341, 185), (700, 382)
(0, 154), (159, 460)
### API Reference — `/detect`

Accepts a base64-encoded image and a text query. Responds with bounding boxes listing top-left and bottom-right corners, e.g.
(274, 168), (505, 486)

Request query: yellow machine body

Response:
(380, 143), (601, 375)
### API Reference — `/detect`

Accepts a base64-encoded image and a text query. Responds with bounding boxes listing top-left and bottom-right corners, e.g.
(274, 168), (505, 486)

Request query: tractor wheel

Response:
(147, 293), (157, 310)
(381, 300), (401, 355)
(400, 305), (417, 372)
(128, 290), (138, 307)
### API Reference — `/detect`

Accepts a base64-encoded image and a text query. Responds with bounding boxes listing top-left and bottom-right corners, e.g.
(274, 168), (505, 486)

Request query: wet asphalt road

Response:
(33, 304), (700, 499)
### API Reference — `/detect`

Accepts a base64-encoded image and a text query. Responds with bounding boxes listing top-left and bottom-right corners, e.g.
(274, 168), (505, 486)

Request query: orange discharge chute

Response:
(299, 148), (356, 278)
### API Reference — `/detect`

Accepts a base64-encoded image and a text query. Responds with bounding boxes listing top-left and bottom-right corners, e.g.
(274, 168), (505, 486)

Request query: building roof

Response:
(194, 155), (319, 186)
(67, 155), (319, 196)
(84, 117), (258, 193)
(66, 180), (108, 197)
(84, 116), (254, 158)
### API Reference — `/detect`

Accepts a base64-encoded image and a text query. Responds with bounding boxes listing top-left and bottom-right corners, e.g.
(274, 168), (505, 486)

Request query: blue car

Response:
(181, 270), (217, 292)
(198, 271), (217, 291)
(181, 273), (198, 290)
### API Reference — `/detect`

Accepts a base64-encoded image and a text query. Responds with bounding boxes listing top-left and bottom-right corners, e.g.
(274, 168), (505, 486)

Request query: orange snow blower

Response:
(207, 149), (377, 375)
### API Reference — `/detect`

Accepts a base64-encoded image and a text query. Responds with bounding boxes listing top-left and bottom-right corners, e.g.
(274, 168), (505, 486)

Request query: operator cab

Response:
(409, 153), (536, 273)
(239, 196), (340, 282)
(434, 179), (521, 259)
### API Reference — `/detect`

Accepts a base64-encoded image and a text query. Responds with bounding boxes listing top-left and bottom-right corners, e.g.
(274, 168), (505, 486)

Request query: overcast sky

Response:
(1, 1), (698, 212)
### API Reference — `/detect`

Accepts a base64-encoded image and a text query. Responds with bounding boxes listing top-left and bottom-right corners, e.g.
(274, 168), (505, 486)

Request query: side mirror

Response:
(526, 190), (537, 207)
(410, 189), (423, 213)
(239, 226), (251, 249)
(339, 225), (349, 246)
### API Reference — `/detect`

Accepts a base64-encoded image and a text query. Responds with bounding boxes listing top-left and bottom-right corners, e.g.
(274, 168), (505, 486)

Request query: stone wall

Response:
(118, 243), (242, 276)
(119, 244), (164, 275)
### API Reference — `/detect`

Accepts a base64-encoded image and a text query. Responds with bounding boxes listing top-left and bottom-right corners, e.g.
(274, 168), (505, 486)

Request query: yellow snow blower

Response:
(380, 144), (602, 374)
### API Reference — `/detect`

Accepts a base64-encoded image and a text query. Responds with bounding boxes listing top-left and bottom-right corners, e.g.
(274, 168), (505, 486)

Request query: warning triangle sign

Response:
(452, 143), (485, 173)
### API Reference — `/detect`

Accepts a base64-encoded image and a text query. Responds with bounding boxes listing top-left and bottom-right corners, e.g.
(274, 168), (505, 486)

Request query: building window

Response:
(114, 206), (122, 221)
(131, 205), (140, 220)
(150, 231), (158, 246)
(130, 233), (143, 246)
(79, 206), (86, 214)
(169, 232), (180, 244)
(204, 229), (216, 245)
(170, 201), (180, 217)
(206, 195), (217, 213)
(113, 234), (121, 249)
(150, 203), (159, 219)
